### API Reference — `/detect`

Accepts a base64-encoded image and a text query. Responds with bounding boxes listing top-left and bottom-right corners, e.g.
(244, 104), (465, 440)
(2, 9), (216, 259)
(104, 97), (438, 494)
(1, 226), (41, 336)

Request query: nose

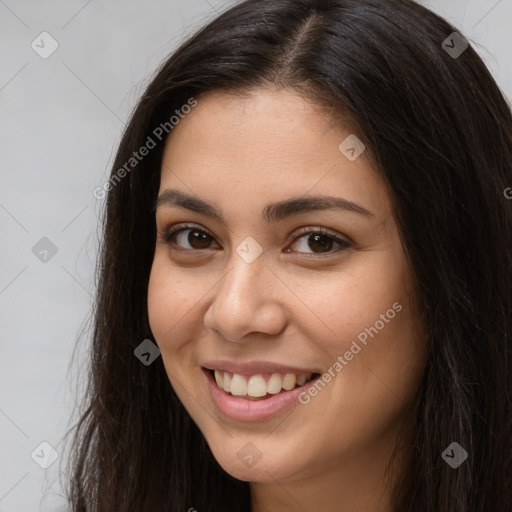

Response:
(203, 251), (287, 343)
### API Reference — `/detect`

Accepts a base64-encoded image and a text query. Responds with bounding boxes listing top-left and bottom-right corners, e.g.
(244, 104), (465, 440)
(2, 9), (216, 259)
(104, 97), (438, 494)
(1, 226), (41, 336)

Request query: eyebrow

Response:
(153, 188), (374, 223)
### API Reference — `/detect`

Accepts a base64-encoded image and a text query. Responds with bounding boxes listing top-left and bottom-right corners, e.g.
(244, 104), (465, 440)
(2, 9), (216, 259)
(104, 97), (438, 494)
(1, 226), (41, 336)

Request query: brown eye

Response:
(301, 233), (334, 253)
(182, 230), (212, 249)
(286, 228), (351, 256)
(163, 226), (217, 250)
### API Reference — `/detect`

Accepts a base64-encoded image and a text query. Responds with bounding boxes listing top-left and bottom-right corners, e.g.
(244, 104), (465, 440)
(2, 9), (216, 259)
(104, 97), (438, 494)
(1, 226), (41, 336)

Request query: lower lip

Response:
(203, 368), (319, 422)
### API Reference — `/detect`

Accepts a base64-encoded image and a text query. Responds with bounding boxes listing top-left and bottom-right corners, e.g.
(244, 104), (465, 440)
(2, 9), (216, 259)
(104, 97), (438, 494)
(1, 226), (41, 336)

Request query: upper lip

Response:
(202, 360), (321, 375)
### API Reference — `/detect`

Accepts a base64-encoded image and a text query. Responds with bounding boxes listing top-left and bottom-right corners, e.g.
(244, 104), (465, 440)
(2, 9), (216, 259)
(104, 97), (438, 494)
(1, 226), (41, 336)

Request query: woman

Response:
(64, 0), (512, 510)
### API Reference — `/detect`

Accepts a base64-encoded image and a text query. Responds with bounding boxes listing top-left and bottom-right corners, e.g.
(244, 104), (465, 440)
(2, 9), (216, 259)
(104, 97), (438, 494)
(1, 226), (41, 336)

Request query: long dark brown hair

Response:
(62, 0), (512, 510)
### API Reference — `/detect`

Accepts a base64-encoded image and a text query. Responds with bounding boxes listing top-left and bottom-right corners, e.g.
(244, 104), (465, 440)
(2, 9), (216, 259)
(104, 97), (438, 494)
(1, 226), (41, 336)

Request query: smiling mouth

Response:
(205, 368), (321, 400)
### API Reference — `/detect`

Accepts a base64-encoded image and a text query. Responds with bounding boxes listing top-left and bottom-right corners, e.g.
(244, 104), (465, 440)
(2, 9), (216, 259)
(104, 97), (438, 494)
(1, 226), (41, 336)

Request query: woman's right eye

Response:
(160, 223), (219, 251)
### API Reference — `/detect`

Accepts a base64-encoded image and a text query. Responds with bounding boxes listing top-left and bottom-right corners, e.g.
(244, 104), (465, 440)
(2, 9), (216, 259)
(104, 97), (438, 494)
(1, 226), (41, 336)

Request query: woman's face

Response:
(147, 88), (428, 485)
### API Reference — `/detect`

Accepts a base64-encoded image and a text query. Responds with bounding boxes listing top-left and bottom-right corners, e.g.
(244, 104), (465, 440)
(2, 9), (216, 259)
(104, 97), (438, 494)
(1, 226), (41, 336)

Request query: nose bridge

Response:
(217, 247), (268, 314)
(204, 244), (285, 341)
(219, 231), (269, 301)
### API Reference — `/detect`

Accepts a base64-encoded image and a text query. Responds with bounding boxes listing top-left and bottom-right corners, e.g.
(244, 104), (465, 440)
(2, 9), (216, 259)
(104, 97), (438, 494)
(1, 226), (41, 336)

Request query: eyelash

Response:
(159, 222), (351, 257)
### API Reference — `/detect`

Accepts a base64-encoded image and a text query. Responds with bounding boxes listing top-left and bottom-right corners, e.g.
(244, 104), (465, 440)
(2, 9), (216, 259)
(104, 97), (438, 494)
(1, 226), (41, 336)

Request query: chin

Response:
(204, 436), (304, 483)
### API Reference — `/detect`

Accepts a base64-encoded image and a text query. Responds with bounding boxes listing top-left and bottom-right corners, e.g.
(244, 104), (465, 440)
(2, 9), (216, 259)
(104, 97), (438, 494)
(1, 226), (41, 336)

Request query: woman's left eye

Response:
(288, 229), (351, 255)
(159, 223), (351, 256)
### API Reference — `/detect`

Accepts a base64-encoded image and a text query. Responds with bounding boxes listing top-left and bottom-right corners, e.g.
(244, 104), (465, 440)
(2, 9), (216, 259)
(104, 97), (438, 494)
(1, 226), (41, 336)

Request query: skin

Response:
(147, 87), (429, 512)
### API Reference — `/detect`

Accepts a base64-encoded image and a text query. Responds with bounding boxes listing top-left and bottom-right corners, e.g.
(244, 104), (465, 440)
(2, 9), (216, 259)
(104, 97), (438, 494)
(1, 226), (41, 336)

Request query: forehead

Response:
(159, 88), (390, 221)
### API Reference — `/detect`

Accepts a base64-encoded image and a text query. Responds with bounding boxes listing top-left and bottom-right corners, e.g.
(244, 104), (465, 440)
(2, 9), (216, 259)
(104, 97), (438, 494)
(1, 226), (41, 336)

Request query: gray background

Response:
(0, 0), (511, 510)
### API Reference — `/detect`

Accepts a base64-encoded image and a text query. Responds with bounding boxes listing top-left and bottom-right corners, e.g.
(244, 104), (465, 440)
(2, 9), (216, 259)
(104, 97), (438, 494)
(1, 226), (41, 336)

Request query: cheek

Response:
(147, 262), (170, 342)
(303, 253), (409, 347)
(147, 257), (190, 345)
(308, 249), (427, 396)
(147, 258), (203, 399)
(326, 272), (426, 411)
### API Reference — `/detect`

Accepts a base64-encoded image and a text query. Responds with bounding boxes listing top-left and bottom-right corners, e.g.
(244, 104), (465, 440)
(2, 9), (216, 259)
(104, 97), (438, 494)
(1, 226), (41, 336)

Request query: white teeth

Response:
(247, 375), (267, 397)
(282, 373), (296, 390)
(267, 373), (282, 394)
(214, 370), (224, 388)
(213, 370), (314, 397)
(230, 373), (247, 396)
(223, 371), (231, 393)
